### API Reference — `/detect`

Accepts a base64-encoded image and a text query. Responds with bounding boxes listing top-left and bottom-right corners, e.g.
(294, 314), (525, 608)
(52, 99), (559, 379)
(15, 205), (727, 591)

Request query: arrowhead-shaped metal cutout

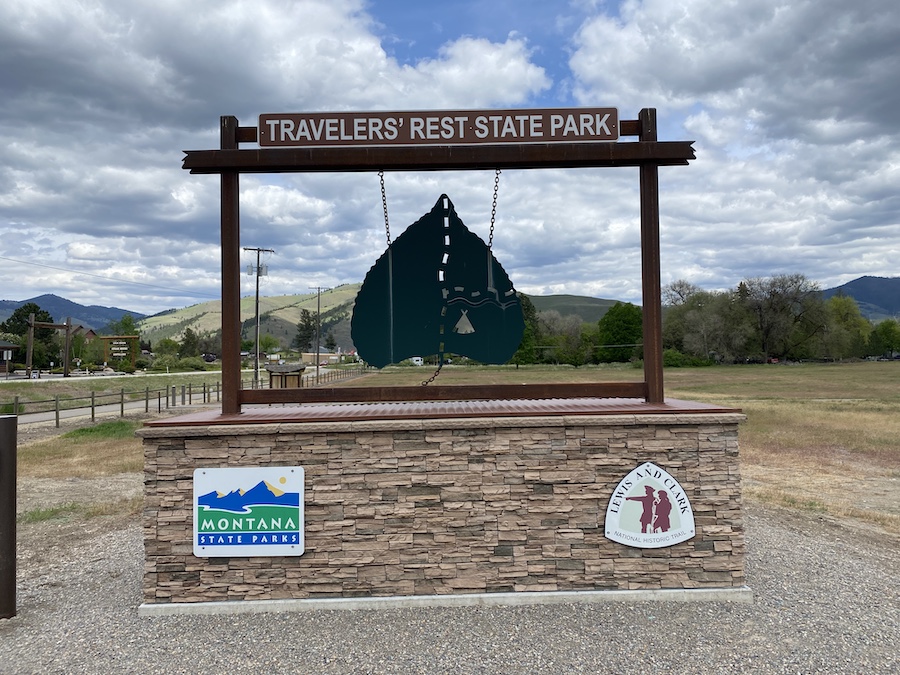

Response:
(351, 195), (524, 367)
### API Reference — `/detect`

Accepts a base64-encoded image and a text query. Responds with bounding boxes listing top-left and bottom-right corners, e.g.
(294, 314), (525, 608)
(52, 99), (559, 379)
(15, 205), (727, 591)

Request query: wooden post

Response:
(639, 108), (664, 403)
(63, 317), (72, 377)
(0, 415), (16, 618)
(25, 313), (34, 379)
(221, 116), (242, 414)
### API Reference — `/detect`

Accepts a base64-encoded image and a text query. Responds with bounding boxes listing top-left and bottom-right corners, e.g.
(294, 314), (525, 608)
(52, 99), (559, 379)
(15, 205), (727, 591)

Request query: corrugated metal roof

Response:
(145, 397), (740, 427)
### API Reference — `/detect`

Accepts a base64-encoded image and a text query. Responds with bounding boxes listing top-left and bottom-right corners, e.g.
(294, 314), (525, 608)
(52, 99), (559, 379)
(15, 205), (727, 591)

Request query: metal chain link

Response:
(421, 361), (443, 386)
(379, 170), (391, 246)
(488, 168), (501, 249)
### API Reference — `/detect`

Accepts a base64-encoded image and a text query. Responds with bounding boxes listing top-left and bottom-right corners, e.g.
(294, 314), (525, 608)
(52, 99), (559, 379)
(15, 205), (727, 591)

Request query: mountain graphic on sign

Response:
(197, 480), (300, 513)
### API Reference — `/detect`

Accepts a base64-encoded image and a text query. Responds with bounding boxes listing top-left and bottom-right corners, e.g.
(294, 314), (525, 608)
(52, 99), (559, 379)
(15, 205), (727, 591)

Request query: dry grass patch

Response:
(697, 396), (900, 532)
(18, 419), (144, 479)
(17, 496), (143, 525)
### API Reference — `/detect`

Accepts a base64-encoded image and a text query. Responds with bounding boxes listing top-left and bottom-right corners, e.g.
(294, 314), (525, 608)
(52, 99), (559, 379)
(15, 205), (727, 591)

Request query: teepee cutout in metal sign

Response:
(351, 194), (524, 368)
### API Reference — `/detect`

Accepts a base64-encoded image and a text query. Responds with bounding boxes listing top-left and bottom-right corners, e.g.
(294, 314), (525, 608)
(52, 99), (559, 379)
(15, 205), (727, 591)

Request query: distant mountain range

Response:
(197, 481), (300, 512)
(2, 276), (895, 346)
(821, 276), (900, 322)
(0, 293), (145, 331)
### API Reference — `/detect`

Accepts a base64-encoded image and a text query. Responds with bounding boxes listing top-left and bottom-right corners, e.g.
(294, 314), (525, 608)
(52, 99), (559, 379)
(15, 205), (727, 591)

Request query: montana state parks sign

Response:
(193, 467), (305, 557)
(605, 462), (695, 549)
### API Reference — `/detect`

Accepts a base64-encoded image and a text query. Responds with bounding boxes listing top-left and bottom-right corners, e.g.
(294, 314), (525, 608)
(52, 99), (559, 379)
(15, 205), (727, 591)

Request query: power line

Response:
(0, 255), (220, 298)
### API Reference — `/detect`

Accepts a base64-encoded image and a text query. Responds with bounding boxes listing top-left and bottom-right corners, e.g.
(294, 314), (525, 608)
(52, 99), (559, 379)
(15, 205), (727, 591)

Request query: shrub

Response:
(176, 356), (208, 371)
(663, 349), (714, 367)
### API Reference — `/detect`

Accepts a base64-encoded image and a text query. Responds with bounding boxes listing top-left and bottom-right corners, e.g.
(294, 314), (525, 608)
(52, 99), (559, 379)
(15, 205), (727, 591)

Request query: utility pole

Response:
(244, 247), (274, 389)
(309, 286), (326, 384)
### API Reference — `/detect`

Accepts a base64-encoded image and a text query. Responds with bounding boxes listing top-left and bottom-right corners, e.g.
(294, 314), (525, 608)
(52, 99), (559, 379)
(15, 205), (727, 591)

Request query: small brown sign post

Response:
(100, 335), (140, 369)
(183, 107), (694, 414)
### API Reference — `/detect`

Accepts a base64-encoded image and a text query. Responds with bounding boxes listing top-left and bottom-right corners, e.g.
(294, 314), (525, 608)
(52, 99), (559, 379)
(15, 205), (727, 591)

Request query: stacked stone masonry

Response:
(140, 413), (745, 604)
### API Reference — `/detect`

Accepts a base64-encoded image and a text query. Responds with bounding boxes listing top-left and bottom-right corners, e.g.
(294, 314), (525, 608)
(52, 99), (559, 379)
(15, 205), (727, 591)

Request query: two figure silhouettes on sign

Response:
(626, 485), (672, 534)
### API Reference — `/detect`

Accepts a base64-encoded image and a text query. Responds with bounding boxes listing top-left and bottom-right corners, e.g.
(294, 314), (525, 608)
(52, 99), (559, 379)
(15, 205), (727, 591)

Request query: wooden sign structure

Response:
(182, 107), (695, 414)
(26, 315), (76, 378)
(100, 335), (140, 369)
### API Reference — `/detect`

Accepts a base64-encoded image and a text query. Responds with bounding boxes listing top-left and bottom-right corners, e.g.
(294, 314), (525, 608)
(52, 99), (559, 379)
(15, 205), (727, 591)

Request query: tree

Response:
(596, 302), (642, 362)
(324, 331), (337, 352)
(537, 310), (587, 364)
(511, 293), (539, 365)
(180, 328), (200, 357)
(155, 338), (180, 356)
(106, 313), (140, 337)
(662, 279), (701, 307)
(198, 331), (222, 357)
(293, 309), (317, 352)
(0, 303), (54, 341)
(0, 303), (58, 368)
(820, 295), (871, 360)
(259, 333), (281, 355)
(868, 319), (900, 357)
(739, 274), (826, 360)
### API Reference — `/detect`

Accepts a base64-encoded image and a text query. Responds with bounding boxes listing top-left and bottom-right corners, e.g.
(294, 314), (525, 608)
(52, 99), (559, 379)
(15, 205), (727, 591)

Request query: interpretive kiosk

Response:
(138, 108), (748, 614)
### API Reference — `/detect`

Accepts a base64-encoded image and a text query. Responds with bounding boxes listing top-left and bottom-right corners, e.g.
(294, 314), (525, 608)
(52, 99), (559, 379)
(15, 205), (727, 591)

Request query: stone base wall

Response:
(140, 413), (745, 604)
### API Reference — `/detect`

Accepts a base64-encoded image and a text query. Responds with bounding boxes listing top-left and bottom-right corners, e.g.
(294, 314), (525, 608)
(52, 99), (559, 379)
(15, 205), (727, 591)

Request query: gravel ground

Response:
(1, 503), (897, 674)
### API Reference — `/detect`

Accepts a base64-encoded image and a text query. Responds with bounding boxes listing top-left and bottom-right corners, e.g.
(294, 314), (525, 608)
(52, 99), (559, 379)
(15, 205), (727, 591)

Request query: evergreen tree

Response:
(0, 303), (54, 341)
(293, 309), (317, 352)
(180, 328), (201, 357)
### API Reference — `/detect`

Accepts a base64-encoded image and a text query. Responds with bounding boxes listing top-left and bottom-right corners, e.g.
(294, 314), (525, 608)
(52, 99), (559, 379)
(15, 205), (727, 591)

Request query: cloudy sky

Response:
(1, 0), (898, 315)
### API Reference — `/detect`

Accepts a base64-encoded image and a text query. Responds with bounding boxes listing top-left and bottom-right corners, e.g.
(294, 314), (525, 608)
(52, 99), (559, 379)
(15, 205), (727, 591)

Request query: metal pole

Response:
(120, 388), (125, 417)
(244, 246), (275, 391)
(0, 415), (16, 618)
(55, 394), (60, 428)
(310, 286), (324, 385)
(91, 391), (95, 422)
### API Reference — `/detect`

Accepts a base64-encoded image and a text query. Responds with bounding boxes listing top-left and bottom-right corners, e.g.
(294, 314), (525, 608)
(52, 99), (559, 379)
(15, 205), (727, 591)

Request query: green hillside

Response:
(139, 283), (362, 351)
(528, 294), (621, 324)
(137, 285), (622, 353)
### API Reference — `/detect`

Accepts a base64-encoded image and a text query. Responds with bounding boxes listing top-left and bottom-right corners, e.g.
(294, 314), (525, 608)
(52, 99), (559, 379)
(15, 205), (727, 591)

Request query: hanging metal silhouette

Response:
(351, 194), (524, 368)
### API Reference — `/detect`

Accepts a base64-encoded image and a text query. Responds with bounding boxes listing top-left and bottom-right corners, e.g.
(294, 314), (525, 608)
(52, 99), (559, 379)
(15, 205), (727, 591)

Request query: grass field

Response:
(0, 370), (227, 409)
(15, 361), (900, 531)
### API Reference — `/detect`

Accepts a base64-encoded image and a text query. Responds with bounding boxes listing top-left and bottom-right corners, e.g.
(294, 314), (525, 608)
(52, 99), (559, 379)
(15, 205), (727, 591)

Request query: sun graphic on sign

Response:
(279, 476), (287, 484)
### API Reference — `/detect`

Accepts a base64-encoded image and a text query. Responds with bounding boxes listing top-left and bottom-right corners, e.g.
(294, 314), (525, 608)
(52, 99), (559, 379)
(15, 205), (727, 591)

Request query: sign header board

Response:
(259, 107), (618, 148)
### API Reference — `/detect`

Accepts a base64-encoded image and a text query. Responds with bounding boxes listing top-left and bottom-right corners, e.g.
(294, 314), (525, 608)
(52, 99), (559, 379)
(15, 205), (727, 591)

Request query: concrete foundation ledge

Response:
(139, 587), (753, 617)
